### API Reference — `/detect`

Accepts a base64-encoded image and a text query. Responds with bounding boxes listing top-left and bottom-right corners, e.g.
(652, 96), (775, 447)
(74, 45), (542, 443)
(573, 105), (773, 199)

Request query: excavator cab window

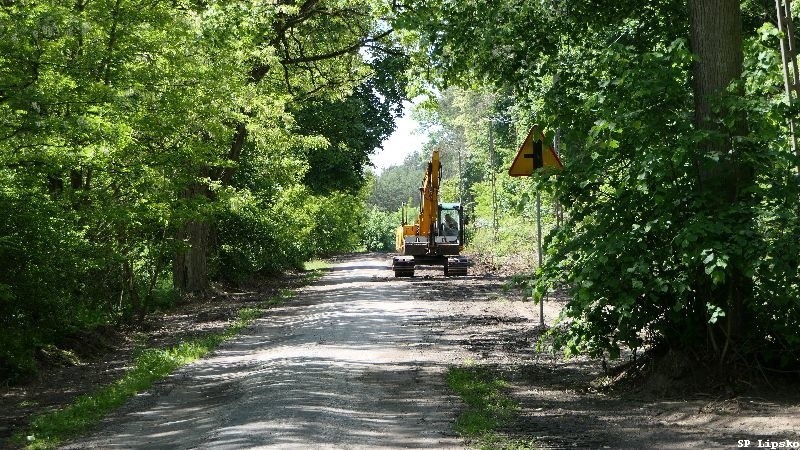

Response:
(440, 208), (461, 237)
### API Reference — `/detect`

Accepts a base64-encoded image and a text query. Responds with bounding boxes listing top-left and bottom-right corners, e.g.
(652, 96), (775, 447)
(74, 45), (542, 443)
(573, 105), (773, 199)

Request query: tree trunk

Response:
(173, 178), (212, 293)
(689, 0), (751, 198)
(689, 0), (746, 201)
(688, 0), (752, 363)
(123, 259), (144, 323)
(173, 219), (210, 293)
(689, 0), (743, 128)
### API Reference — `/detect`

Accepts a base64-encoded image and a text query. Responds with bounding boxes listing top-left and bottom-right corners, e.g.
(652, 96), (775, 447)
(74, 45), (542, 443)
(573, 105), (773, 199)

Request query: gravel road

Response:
(63, 255), (497, 449)
(60, 254), (800, 449)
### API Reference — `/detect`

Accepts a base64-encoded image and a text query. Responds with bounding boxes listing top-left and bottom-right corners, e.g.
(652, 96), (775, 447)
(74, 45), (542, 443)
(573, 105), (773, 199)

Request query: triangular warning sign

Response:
(508, 126), (563, 177)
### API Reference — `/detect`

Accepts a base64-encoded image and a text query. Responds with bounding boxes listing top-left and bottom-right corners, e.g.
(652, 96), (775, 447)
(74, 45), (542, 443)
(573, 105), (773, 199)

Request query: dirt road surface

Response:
(62, 256), (509, 449)
(59, 254), (800, 449)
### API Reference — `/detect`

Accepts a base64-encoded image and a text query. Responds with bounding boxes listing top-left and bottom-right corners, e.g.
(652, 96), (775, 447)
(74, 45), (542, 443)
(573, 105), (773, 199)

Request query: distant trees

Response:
(368, 162), (423, 213)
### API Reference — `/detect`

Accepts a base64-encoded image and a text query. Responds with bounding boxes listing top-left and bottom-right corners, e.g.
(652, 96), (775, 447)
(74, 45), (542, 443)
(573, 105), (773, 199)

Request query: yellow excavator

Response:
(392, 149), (470, 277)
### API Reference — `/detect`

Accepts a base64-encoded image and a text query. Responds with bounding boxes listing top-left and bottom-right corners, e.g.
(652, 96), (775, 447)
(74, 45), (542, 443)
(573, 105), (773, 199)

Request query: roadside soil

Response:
(0, 270), (308, 447)
(2, 253), (799, 448)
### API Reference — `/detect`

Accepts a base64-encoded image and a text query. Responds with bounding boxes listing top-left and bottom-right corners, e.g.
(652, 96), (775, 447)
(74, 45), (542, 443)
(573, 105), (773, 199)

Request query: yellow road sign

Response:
(508, 126), (563, 176)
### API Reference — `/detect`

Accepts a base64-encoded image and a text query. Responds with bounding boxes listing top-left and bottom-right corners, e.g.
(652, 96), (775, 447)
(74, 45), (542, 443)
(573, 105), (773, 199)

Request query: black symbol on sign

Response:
(524, 139), (544, 169)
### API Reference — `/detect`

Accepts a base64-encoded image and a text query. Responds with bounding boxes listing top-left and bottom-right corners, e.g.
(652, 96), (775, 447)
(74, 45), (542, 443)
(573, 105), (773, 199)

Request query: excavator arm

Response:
(417, 150), (441, 239)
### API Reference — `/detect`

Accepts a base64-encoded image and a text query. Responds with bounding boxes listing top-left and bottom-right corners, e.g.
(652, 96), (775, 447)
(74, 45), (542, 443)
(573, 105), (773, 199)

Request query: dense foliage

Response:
(360, 205), (399, 251)
(0, 0), (406, 381)
(392, 0), (800, 369)
(5, 0), (799, 384)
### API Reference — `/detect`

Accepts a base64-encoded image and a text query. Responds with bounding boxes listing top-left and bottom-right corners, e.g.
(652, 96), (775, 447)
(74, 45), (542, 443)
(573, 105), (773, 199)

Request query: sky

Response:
(370, 100), (427, 173)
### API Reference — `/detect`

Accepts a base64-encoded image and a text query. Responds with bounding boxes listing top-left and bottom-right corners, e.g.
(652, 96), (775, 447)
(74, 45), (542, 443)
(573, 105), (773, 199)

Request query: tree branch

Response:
(280, 29), (393, 65)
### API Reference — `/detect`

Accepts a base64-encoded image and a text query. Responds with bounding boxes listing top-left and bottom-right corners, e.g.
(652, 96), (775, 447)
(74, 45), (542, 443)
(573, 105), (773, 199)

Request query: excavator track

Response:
(445, 256), (469, 277)
(392, 256), (415, 277)
(394, 269), (415, 277)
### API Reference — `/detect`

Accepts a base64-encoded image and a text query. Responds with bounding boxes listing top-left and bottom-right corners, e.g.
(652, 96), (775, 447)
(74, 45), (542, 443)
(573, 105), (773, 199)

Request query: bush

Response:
(310, 191), (364, 256)
(361, 207), (399, 251)
(0, 190), (84, 381)
(217, 187), (366, 280)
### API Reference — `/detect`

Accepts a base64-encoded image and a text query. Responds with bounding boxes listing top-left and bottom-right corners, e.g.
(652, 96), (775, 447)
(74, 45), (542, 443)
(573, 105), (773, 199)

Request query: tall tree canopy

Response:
(0, 0), (406, 381)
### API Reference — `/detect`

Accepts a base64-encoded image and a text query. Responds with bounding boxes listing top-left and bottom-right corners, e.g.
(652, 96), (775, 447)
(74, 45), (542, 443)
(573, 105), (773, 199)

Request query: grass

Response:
(18, 288), (300, 450)
(302, 259), (331, 283)
(303, 259), (330, 271)
(446, 366), (535, 450)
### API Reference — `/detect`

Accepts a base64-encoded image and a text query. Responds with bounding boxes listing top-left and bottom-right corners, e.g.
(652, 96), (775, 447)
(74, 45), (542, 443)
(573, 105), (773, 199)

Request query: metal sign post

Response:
(776, 0), (800, 173)
(536, 190), (544, 327)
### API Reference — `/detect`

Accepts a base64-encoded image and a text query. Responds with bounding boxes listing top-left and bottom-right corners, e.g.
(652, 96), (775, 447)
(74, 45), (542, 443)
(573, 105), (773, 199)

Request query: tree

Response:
(172, 0), (398, 292)
(294, 50), (409, 195)
(687, 0), (754, 363)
